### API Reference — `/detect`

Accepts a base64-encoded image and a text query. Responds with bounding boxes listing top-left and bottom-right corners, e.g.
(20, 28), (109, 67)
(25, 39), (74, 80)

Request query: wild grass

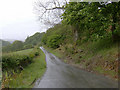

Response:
(12, 49), (33, 55)
(2, 48), (33, 55)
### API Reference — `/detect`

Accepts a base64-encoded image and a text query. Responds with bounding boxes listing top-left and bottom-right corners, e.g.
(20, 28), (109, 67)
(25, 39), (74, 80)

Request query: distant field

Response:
(12, 48), (33, 55)
(2, 48), (33, 55)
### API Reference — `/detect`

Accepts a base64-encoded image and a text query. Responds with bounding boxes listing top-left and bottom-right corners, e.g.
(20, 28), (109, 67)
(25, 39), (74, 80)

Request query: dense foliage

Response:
(41, 24), (73, 48)
(41, 2), (120, 49)
(2, 40), (24, 53)
(62, 2), (120, 43)
(47, 35), (64, 49)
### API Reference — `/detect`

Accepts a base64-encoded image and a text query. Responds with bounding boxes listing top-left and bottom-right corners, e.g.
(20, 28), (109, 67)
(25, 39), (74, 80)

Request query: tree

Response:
(12, 40), (24, 51)
(62, 1), (120, 42)
(47, 35), (63, 49)
(23, 44), (33, 49)
(98, 2), (120, 40)
(62, 2), (89, 42)
(2, 40), (24, 52)
(33, 0), (67, 26)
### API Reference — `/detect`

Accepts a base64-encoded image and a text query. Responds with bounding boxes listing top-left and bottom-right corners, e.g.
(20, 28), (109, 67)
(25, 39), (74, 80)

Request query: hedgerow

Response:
(2, 48), (40, 71)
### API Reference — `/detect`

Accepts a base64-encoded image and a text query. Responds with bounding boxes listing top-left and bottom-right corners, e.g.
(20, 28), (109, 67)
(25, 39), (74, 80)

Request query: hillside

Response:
(25, 32), (45, 46)
(2, 32), (45, 53)
(0, 39), (11, 47)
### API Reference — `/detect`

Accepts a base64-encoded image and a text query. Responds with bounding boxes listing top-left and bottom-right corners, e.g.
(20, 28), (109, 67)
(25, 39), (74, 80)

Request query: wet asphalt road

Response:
(34, 47), (118, 88)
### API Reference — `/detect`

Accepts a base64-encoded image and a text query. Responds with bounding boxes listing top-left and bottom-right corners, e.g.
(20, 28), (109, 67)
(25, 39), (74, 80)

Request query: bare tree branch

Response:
(46, 7), (64, 10)
(33, 0), (68, 27)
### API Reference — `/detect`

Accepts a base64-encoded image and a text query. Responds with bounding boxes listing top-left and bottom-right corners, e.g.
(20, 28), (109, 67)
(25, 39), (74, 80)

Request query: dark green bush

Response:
(23, 44), (34, 49)
(47, 35), (64, 49)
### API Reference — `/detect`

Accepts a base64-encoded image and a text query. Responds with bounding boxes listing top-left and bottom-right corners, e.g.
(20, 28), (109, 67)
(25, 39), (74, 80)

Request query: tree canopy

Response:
(62, 2), (120, 41)
(0, 39), (11, 47)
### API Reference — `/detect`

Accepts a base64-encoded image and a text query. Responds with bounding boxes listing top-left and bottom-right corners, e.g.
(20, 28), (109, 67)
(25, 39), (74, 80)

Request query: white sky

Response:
(0, 0), (47, 41)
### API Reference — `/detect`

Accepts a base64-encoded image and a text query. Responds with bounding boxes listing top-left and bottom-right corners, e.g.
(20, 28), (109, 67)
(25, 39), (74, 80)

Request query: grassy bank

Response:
(43, 41), (118, 80)
(2, 48), (46, 88)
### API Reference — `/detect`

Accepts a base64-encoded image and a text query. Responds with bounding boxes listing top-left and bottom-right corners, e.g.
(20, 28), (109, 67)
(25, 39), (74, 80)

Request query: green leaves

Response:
(47, 35), (64, 49)
(62, 2), (120, 42)
(41, 24), (73, 48)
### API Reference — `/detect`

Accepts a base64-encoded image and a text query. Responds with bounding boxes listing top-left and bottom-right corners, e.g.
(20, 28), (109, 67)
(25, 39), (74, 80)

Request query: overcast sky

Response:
(0, 0), (47, 41)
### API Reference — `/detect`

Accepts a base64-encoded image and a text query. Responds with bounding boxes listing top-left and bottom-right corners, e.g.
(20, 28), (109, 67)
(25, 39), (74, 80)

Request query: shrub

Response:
(2, 48), (40, 71)
(23, 44), (33, 49)
(47, 35), (64, 49)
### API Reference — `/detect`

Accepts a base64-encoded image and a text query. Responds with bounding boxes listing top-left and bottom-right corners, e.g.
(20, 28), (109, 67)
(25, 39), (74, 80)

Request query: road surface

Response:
(34, 47), (118, 88)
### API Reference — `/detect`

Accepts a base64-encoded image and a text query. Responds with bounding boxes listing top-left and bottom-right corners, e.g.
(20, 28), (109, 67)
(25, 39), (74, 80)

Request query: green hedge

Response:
(2, 49), (40, 71)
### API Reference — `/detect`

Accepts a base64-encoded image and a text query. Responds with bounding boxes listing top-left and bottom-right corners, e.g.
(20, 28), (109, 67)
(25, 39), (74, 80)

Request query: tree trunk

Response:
(74, 30), (78, 42)
(111, 12), (117, 41)
(71, 25), (79, 47)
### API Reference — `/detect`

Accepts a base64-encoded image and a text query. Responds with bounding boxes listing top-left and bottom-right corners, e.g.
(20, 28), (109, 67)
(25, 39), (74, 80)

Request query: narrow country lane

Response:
(34, 47), (118, 88)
